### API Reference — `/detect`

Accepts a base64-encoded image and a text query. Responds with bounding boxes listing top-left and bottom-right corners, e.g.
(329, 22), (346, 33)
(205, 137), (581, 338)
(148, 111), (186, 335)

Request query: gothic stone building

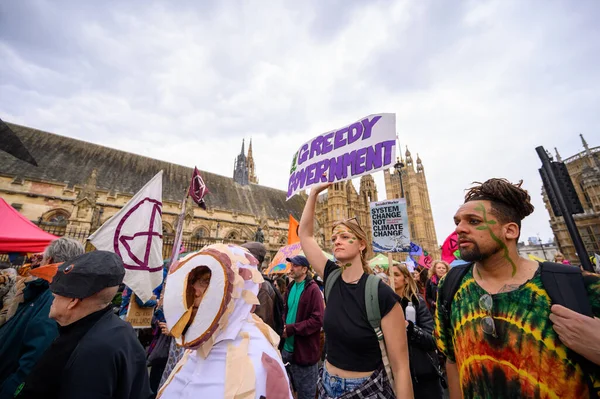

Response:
(543, 135), (600, 263)
(0, 123), (305, 264)
(1, 122), (440, 264)
(315, 147), (440, 261)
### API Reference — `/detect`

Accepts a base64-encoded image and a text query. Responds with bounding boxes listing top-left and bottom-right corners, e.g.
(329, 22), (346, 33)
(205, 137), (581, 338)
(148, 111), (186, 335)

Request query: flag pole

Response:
(169, 190), (188, 270)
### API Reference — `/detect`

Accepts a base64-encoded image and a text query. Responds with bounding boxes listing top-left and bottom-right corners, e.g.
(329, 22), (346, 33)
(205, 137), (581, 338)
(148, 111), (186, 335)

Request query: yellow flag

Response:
(528, 254), (546, 263)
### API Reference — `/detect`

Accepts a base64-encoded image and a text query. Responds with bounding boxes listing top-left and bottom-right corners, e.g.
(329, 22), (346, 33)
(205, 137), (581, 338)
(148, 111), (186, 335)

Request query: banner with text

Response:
(287, 113), (396, 199)
(370, 198), (410, 253)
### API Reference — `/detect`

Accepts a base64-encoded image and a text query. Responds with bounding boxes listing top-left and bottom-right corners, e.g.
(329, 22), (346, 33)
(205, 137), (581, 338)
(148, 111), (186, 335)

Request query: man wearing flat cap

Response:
(281, 255), (323, 399)
(16, 251), (151, 399)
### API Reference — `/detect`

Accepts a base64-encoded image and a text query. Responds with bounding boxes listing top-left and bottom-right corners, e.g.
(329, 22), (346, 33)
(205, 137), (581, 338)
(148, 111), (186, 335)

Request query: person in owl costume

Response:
(158, 244), (292, 399)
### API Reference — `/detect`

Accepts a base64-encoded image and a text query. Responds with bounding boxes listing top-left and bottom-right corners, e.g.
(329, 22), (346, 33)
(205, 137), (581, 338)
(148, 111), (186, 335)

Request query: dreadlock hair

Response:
(464, 178), (535, 239)
(331, 219), (372, 275)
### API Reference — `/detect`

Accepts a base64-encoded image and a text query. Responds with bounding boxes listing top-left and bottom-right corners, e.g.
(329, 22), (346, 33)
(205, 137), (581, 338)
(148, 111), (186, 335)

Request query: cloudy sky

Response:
(1, 0), (599, 247)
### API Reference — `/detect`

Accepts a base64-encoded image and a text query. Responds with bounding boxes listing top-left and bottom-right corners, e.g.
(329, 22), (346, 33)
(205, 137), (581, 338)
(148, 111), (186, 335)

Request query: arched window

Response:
(225, 230), (239, 241)
(162, 222), (174, 236)
(42, 209), (70, 226)
(193, 226), (209, 239)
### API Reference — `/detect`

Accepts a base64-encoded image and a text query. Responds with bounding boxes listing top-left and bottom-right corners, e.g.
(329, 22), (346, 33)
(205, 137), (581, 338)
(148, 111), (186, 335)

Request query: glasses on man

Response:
(479, 294), (497, 338)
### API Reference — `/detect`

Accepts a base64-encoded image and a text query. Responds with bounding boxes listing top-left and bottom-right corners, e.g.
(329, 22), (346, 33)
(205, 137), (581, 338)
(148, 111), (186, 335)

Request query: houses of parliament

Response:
(0, 122), (439, 263)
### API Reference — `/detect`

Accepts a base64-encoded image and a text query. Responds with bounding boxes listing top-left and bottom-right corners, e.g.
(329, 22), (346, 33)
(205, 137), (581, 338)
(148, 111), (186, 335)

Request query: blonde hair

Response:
(332, 219), (372, 275)
(554, 252), (565, 262)
(428, 260), (449, 279)
(392, 264), (419, 302)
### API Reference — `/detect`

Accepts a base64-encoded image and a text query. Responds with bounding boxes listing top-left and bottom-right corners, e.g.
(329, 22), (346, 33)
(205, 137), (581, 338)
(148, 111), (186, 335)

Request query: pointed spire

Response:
(405, 146), (411, 157)
(580, 134), (589, 151)
(248, 137), (253, 157)
(416, 153), (422, 164)
(554, 147), (562, 162)
(240, 138), (245, 155)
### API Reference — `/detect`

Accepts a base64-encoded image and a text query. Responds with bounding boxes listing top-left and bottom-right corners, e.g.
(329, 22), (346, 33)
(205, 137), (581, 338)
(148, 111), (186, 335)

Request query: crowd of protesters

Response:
(1, 177), (599, 398)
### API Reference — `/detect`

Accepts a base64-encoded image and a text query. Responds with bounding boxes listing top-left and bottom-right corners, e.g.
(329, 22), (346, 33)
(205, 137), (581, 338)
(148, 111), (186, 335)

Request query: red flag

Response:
(441, 232), (459, 264)
(188, 167), (209, 209)
(288, 215), (300, 245)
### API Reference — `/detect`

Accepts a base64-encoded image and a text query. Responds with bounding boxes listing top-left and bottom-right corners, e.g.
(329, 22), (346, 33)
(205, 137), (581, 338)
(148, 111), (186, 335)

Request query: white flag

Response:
(89, 171), (164, 302)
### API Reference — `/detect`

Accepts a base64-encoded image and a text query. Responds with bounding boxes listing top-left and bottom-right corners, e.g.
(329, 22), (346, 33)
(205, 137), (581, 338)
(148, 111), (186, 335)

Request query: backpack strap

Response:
(365, 275), (382, 334)
(438, 263), (472, 320)
(324, 268), (342, 303)
(540, 262), (592, 317)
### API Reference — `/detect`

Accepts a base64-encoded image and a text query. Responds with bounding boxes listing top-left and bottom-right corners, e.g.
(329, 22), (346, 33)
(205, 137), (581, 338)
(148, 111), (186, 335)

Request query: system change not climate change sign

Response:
(370, 199), (411, 253)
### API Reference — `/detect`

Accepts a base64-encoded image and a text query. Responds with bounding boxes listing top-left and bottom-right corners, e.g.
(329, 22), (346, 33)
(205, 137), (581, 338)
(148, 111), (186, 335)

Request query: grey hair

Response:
(43, 238), (85, 264)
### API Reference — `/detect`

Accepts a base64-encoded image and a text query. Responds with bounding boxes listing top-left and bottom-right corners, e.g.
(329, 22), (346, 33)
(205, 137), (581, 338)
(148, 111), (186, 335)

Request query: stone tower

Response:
(543, 134), (600, 262)
(233, 139), (249, 185)
(247, 138), (258, 184)
(383, 147), (440, 260)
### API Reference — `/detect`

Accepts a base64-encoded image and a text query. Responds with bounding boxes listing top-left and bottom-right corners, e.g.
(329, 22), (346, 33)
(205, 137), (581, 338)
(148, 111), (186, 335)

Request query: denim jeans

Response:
(282, 350), (319, 399)
(320, 364), (369, 398)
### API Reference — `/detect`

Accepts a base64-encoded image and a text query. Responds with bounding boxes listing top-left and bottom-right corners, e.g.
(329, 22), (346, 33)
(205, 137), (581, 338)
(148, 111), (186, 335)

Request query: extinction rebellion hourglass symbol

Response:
(114, 197), (164, 272)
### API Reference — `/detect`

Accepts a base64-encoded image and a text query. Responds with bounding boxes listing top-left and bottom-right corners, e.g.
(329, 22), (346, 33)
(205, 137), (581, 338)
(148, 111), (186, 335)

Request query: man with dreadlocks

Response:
(435, 178), (600, 399)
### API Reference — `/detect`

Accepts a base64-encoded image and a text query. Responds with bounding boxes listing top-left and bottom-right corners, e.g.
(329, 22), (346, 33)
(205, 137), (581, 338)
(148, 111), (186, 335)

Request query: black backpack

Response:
(438, 261), (592, 319)
(438, 261), (596, 394)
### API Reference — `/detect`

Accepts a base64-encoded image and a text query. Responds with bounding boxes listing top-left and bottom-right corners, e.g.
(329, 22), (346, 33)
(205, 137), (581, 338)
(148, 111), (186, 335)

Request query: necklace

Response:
(344, 275), (363, 284)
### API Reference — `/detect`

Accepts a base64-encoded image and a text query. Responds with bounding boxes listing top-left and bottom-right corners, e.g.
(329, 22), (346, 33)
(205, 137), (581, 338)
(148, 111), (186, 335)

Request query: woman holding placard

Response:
(299, 182), (413, 399)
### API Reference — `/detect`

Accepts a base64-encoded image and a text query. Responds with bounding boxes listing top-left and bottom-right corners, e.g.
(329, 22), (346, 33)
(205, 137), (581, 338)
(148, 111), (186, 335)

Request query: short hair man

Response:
(282, 255), (324, 399)
(0, 238), (84, 399)
(435, 178), (600, 398)
(16, 251), (151, 399)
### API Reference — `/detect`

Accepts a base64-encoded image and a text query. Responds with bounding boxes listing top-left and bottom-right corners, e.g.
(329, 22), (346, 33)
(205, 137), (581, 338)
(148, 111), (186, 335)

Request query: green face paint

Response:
(474, 203), (517, 277)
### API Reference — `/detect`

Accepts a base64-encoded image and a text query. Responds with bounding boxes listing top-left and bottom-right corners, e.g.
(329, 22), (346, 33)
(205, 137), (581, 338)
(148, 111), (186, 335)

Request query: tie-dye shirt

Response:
(435, 266), (600, 399)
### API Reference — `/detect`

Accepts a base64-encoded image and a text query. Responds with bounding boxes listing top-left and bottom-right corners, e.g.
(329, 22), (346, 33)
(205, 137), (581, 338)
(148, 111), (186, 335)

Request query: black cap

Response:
(50, 251), (125, 298)
(286, 255), (310, 268)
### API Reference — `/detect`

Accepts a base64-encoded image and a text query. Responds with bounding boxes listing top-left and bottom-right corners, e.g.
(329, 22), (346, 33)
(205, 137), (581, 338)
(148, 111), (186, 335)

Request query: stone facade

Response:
(1, 122), (440, 265)
(0, 123), (305, 265)
(315, 147), (440, 261)
(517, 242), (560, 262)
(542, 135), (600, 263)
(383, 148), (440, 260)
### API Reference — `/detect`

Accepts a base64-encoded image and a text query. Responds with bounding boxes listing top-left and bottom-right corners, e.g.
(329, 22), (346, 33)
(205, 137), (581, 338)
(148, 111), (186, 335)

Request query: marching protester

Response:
(16, 251), (151, 399)
(425, 260), (448, 314)
(0, 237), (84, 399)
(282, 255), (324, 399)
(435, 178), (600, 398)
(299, 182), (413, 398)
(242, 241), (285, 337)
(391, 264), (443, 398)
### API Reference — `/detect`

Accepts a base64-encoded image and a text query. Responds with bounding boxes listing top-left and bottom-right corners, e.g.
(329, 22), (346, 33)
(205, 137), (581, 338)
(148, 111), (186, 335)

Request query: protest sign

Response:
(126, 293), (154, 328)
(370, 198), (410, 253)
(287, 113), (396, 199)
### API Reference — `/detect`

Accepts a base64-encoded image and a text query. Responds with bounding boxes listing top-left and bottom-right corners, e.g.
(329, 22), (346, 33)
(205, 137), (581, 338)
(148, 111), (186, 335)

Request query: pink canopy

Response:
(0, 198), (58, 253)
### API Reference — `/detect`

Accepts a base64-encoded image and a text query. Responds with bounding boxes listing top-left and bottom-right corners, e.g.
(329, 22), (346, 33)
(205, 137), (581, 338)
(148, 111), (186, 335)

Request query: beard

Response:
(460, 241), (502, 262)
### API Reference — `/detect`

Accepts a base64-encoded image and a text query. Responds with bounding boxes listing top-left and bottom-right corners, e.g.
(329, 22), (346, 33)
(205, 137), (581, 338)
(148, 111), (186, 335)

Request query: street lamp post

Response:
(538, 235), (547, 260)
(394, 158), (405, 198)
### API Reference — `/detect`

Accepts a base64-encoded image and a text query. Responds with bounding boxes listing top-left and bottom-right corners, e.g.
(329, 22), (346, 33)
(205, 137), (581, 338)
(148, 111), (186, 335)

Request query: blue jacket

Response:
(0, 279), (58, 399)
(118, 266), (168, 318)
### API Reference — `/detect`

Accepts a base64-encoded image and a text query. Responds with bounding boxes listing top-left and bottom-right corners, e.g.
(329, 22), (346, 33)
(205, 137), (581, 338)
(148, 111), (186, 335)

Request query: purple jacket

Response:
(283, 276), (324, 366)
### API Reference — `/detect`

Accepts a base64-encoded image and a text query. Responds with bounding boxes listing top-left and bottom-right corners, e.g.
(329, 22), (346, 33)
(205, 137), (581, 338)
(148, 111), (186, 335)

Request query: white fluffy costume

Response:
(158, 244), (292, 399)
